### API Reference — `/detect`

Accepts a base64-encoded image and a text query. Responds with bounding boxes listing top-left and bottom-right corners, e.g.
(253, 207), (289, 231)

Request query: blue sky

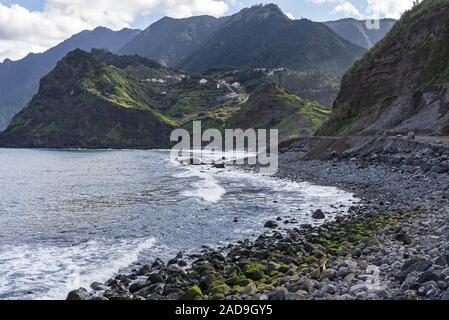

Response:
(0, 0), (414, 61)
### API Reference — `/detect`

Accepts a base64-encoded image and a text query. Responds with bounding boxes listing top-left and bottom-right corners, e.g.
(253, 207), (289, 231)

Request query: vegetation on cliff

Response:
(319, 0), (449, 136)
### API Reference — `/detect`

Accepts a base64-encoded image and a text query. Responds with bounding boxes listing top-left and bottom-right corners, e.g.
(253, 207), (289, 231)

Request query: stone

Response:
(321, 284), (337, 295)
(268, 288), (286, 300)
(349, 284), (368, 295)
(395, 232), (412, 245)
(323, 268), (337, 280)
(312, 209), (326, 220)
(435, 253), (449, 266)
(105, 279), (117, 287)
(266, 262), (281, 273)
(136, 264), (152, 276)
(264, 221), (279, 229)
(397, 258), (432, 282)
(178, 260), (188, 267)
(199, 274), (216, 292)
(423, 281), (439, 298)
(344, 273), (356, 283)
(287, 279), (314, 293)
(337, 267), (352, 279)
(432, 165), (448, 174)
(417, 270), (440, 284)
(351, 247), (362, 258)
(438, 281), (448, 290)
(115, 274), (130, 285)
(212, 163), (225, 169)
(67, 288), (90, 300)
(90, 282), (106, 291)
(245, 263), (265, 281)
(243, 283), (258, 296)
(129, 282), (147, 294)
(151, 258), (165, 270)
(180, 285), (203, 300)
(441, 267), (449, 279)
(147, 273), (165, 284)
(285, 292), (306, 300)
(442, 289), (449, 300)
(210, 284), (231, 296)
(310, 269), (321, 280)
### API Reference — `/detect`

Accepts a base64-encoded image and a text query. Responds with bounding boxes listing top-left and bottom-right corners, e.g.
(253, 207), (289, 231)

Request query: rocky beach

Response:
(67, 136), (449, 301)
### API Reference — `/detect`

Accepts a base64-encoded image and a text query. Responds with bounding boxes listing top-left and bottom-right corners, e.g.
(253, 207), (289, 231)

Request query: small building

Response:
(217, 79), (227, 89)
(231, 82), (241, 88)
(199, 79), (208, 85)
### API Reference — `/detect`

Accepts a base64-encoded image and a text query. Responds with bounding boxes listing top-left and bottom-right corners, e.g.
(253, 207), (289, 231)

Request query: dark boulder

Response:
(129, 282), (147, 294)
(148, 273), (165, 284)
(397, 258), (433, 282)
(312, 209), (326, 220)
(395, 232), (412, 245)
(212, 162), (225, 169)
(264, 221), (279, 229)
(67, 288), (90, 300)
(417, 270), (440, 284)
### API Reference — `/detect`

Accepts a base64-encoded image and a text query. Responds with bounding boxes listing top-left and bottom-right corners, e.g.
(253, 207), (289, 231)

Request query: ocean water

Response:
(0, 149), (357, 300)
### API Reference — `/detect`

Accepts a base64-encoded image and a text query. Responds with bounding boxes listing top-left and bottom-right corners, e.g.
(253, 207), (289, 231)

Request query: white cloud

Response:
(309, 0), (415, 19)
(334, 2), (362, 18)
(366, 0), (415, 19)
(0, 0), (229, 62)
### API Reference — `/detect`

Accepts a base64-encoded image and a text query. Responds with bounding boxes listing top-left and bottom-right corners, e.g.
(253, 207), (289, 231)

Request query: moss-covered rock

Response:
(210, 284), (231, 296)
(244, 263), (265, 281)
(180, 285), (203, 300)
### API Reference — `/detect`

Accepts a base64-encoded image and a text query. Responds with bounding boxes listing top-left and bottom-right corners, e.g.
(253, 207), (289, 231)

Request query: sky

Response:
(0, 0), (416, 62)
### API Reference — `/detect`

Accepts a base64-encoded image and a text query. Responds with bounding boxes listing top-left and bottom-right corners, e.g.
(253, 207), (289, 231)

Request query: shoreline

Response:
(67, 138), (449, 300)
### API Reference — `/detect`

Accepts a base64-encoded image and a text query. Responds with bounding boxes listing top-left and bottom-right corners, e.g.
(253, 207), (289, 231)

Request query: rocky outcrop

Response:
(0, 50), (174, 149)
(0, 27), (140, 131)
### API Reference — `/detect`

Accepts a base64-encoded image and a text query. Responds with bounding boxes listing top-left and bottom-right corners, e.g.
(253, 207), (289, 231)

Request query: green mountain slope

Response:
(0, 50), (173, 148)
(319, 0), (449, 136)
(0, 27), (140, 131)
(228, 83), (330, 141)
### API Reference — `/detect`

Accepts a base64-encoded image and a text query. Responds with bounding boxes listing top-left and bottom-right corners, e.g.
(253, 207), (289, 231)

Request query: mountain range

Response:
(122, 4), (366, 76)
(0, 3), (400, 147)
(0, 48), (336, 147)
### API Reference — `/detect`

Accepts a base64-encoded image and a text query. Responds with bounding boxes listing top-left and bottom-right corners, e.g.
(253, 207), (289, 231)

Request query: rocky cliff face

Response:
(319, 0), (449, 136)
(0, 50), (174, 149)
(179, 4), (365, 77)
(0, 27), (140, 131)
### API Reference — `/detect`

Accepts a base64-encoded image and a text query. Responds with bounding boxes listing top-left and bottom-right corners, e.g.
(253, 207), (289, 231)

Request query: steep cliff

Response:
(0, 50), (174, 149)
(320, 0), (449, 136)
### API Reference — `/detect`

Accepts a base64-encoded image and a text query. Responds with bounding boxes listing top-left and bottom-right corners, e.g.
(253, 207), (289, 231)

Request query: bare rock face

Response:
(320, 1), (449, 136)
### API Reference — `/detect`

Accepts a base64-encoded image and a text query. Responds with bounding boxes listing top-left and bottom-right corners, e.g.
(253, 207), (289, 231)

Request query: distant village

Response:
(139, 67), (287, 103)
